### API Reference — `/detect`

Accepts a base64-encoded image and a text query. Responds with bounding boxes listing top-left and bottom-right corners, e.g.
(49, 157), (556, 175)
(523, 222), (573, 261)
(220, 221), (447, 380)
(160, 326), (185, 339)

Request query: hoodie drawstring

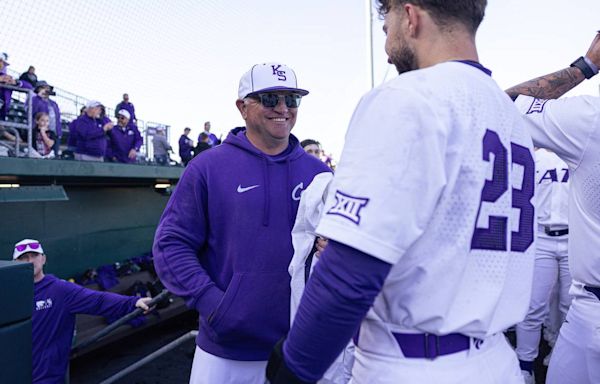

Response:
(262, 158), (270, 226)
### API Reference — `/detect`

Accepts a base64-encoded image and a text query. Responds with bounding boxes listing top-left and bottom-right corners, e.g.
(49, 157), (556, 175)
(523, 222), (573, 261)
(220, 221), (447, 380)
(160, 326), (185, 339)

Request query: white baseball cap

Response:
(238, 62), (309, 99)
(117, 109), (131, 119)
(86, 100), (102, 109)
(13, 239), (44, 260)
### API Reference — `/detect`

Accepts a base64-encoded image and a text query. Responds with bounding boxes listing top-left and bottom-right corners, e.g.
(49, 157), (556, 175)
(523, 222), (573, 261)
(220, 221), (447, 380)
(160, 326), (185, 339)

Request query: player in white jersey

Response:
(265, 2), (535, 383)
(505, 31), (600, 384)
(516, 149), (570, 384)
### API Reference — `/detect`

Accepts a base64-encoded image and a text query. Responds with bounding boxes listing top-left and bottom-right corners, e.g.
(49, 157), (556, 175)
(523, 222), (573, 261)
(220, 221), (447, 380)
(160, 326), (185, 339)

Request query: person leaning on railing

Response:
(0, 52), (33, 122)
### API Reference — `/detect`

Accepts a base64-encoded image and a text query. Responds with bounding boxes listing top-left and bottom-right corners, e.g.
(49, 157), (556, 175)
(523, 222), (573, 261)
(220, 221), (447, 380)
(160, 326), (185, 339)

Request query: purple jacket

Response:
(32, 275), (138, 384)
(153, 127), (331, 360)
(0, 66), (31, 119)
(71, 114), (108, 157)
(107, 123), (143, 163)
(178, 134), (194, 160)
(115, 101), (136, 122)
(31, 95), (62, 137)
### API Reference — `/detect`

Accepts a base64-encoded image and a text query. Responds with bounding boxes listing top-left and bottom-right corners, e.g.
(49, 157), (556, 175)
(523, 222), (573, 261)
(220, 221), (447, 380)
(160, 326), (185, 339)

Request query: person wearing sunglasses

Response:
(12, 238), (153, 384)
(107, 109), (143, 164)
(153, 62), (331, 384)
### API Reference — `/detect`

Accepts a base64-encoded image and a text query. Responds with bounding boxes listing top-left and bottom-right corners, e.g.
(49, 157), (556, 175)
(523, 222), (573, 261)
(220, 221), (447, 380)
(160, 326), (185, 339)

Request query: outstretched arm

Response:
(505, 32), (600, 100)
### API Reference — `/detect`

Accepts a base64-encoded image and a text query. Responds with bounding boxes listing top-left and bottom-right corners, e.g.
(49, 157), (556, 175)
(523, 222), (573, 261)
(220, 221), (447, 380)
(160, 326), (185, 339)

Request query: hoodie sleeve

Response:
(61, 280), (137, 317)
(153, 164), (224, 317)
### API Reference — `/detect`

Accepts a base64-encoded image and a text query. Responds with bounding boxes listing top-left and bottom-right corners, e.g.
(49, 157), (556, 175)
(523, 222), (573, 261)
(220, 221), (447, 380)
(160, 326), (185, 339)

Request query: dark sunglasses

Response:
(250, 93), (302, 108)
(15, 242), (41, 252)
(118, 116), (127, 120)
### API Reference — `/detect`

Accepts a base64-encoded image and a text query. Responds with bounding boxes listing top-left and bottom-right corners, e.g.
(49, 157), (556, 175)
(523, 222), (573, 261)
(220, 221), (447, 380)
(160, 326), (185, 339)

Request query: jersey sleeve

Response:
(316, 87), (448, 265)
(515, 95), (600, 169)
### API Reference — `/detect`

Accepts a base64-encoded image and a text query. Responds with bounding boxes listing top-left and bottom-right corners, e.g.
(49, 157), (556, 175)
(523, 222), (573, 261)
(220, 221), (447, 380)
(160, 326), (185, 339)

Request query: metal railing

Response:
(0, 83), (33, 156)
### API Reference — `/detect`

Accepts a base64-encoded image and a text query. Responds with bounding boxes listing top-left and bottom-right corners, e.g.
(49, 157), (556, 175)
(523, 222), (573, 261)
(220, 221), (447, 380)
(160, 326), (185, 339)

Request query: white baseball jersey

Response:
(515, 95), (600, 289)
(535, 149), (569, 228)
(316, 62), (535, 344)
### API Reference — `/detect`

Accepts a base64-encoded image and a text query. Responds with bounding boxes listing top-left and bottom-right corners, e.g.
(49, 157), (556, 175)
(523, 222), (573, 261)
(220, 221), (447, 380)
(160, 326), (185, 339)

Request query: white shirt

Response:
(316, 62), (535, 348)
(535, 149), (569, 229)
(516, 95), (600, 288)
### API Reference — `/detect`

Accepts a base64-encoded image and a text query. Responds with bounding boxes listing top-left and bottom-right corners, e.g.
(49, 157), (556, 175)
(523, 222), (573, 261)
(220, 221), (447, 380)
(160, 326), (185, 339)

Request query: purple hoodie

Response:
(71, 114), (107, 157)
(31, 95), (62, 137)
(32, 275), (138, 384)
(153, 127), (331, 361)
(107, 122), (143, 163)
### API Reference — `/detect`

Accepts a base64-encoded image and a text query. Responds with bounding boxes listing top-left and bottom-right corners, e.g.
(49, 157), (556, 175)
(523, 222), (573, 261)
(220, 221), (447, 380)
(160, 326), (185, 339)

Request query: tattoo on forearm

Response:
(505, 67), (585, 100)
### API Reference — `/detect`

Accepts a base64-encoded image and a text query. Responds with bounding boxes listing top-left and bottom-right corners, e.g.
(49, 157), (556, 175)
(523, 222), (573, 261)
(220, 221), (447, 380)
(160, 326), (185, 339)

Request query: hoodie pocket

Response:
(208, 272), (290, 344)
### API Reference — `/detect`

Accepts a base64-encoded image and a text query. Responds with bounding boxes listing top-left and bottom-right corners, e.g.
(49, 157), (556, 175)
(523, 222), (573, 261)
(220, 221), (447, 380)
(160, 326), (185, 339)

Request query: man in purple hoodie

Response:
(153, 62), (331, 384)
(70, 100), (113, 162)
(12, 238), (152, 384)
(107, 109), (143, 163)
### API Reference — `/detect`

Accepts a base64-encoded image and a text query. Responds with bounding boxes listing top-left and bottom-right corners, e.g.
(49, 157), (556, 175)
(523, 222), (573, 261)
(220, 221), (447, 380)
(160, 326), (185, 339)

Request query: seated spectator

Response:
(0, 52), (32, 122)
(193, 132), (211, 157)
(300, 138), (322, 159)
(199, 121), (220, 147)
(12, 238), (153, 384)
(31, 81), (61, 155)
(152, 127), (172, 166)
(178, 127), (194, 166)
(107, 109), (142, 164)
(32, 112), (56, 158)
(70, 100), (113, 162)
(19, 66), (38, 88)
(115, 93), (136, 124)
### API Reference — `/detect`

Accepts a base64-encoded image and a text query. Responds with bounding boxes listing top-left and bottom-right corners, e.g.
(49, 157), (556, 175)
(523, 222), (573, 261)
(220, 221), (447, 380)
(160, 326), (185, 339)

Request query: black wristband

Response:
(570, 56), (597, 79)
(266, 338), (314, 384)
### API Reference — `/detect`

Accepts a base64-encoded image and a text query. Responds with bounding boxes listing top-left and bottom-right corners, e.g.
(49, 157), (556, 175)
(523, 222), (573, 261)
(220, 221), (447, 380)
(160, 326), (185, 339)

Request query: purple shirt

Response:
(115, 101), (136, 122)
(31, 95), (62, 137)
(32, 275), (138, 384)
(71, 114), (108, 157)
(153, 127), (331, 361)
(107, 123), (143, 163)
(178, 134), (194, 160)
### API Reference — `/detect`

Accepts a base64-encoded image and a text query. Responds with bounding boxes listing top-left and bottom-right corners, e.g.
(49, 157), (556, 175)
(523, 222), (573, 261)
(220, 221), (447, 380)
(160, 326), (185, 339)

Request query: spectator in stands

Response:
(199, 121), (220, 147)
(64, 106), (88, 157)
(300, 138), (322, 159)
(0, 52), (32, 122)
(115, 93), (136, 124)
(19, 66), (38, 88)
(32, 112), (56, 158)
(31, 81), (62, 155)
(70, 100), (113, 162)
(152, 127), (172, 166)
(178, 127), (194, 166)
(12, 238), (153, 384)
(107, 109), (142, 164)
(193, 132), (211, 157)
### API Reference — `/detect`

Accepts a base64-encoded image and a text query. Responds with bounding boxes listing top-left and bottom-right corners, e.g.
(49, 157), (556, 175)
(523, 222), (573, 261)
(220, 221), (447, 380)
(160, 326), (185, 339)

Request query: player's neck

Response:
(416, 33), (479, 69)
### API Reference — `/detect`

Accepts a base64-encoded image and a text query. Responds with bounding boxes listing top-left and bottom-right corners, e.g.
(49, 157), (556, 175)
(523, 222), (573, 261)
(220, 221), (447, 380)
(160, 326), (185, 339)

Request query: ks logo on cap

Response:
(327, 190), (369, 225)
(272, 65), (287, 81)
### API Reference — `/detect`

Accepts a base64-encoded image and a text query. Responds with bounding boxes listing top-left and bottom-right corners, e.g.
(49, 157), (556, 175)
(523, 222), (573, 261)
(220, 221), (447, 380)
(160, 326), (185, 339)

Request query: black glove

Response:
(266, 338), (315, 384)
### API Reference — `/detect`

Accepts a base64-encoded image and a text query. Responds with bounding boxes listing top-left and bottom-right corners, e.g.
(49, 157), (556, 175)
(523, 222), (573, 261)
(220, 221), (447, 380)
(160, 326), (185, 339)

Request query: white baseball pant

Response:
(516, 233), (570, 362)
(189, 346), (267, 384)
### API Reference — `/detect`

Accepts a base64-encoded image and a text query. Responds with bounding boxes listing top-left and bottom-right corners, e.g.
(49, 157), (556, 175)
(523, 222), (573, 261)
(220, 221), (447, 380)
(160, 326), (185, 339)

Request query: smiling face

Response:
(236, 91), (298, 154)
(36, 114), (50, 129)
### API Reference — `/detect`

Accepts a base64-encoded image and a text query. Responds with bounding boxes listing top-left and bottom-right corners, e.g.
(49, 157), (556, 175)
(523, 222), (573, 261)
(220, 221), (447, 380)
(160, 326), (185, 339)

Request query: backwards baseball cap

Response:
(238, 62), (309, 99)
(0, 52), (9, 65)
(13, 239), (44, 260)
(117, 109), (131, 119)
(86, 100), (102, 109)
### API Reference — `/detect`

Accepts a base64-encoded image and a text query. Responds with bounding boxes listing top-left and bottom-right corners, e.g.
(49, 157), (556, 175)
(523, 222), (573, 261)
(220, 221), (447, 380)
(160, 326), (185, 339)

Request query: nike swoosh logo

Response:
(237, 184), (260, 193)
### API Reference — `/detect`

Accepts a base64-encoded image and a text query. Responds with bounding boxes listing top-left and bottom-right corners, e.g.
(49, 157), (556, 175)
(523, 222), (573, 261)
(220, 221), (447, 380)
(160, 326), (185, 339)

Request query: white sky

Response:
(2, 0), (599, 160)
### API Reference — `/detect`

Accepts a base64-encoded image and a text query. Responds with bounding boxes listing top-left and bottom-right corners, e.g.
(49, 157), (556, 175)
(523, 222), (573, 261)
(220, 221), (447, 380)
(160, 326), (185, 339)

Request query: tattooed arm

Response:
(505, 32), (600, 100)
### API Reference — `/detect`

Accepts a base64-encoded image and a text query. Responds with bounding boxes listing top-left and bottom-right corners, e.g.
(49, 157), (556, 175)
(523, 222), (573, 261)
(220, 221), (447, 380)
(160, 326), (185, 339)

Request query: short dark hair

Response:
(199, 132), (209, 141)
(301, 139), (320, 149)
(376, 0), (486, 33)
(184, 127), (191, 132)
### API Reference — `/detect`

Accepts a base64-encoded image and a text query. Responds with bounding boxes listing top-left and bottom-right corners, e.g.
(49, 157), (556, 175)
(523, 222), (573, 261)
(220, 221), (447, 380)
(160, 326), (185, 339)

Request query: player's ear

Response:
(404, 3), (420, 37)
(236, 99), (248, 120)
